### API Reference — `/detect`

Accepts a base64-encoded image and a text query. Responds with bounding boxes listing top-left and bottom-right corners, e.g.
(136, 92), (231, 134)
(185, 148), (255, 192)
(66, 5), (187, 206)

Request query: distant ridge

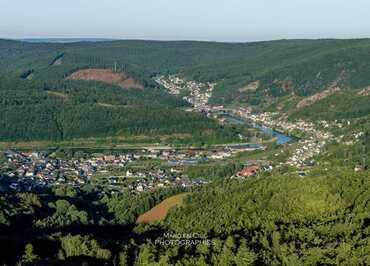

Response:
(18, 38), (118, 43)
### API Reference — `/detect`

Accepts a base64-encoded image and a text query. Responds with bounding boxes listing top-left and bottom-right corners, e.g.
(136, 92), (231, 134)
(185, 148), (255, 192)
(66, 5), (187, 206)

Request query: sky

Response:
(1, 0), (370, 42)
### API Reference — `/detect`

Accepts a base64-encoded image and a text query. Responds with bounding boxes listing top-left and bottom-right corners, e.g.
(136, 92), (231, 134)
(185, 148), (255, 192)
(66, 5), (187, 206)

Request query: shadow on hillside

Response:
(0, 221), (166, 266)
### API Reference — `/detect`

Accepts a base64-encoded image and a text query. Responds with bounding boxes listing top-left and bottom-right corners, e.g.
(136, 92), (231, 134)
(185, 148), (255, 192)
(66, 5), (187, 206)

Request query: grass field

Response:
(136, 193), (190, 224)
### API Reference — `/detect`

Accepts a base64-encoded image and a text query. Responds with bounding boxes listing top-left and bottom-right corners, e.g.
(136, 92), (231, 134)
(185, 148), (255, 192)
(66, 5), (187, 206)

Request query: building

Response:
(236, 166), (260, 178)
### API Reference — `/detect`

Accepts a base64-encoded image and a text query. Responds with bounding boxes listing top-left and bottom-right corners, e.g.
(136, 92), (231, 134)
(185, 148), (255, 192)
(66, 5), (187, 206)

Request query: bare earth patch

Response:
(66, 68), (144, 89)
(239, 80), (260, 92)
(358, 86), (370, 96)
(296, 71), (346, 109)
(53, 58), (63, 65)
(46, 91), (68, 98)
(296, 86), (340, 109)
(97, 102), (128, 108)
(136, 193), (189, 224)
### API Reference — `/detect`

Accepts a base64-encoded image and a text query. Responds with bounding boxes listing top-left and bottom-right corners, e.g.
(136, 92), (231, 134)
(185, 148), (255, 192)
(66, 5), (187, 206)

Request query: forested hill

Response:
(0, 39), (241, 143)
(2, 38), (370, 142)
(5, 38), (370, 88)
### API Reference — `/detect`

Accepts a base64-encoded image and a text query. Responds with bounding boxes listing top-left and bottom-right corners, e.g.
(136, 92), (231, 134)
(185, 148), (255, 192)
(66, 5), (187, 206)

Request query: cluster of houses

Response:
(155, 75), (338, 172)
(0, 151), (133, 192)
(154, 75), (184, 95)
(231, 160), (273, 179)
(231, 108), (333, 169)
(165, 147), (264, 165)
(285, 138), (323, 169)
(101, 168), (208, 194)
(141, 148), (245, 164)
(1, 147), (252, 193)
(183, 81), (215, 111)
(232, 108), (320, 136)
(155, 75), (216, 113)
(157, 74), (370, 176)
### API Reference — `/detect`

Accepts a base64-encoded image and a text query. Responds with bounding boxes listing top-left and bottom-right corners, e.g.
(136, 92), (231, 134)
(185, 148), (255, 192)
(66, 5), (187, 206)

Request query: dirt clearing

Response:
(136, 193), (189, 224)
(66, 68), (144, 89)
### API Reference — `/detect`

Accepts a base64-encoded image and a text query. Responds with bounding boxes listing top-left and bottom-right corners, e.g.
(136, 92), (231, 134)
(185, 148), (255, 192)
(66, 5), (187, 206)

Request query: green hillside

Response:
(0, 40), (240, 144)
(2, 38), (370, 143)
(159, 168), (370, 265)
(3, 37), (370, 266)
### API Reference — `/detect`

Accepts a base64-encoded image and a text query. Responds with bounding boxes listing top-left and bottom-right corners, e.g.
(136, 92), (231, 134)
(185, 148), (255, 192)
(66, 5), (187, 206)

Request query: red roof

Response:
(237, 166), (260, 177)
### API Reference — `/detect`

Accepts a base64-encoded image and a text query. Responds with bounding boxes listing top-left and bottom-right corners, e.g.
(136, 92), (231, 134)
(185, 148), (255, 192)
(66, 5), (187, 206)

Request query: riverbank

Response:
(220, 113), (296, 145)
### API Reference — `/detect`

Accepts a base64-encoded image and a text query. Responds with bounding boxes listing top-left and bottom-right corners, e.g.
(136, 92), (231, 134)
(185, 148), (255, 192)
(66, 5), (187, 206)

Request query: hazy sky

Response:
(1, 0), (370, 42)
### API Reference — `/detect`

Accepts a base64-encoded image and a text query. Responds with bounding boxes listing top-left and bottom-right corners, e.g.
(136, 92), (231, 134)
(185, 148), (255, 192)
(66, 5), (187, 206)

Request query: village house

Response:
(235, 165), (260, 178)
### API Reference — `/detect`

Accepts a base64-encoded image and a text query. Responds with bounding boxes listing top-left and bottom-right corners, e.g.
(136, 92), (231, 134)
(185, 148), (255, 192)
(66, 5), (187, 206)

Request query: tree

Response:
(234, 240), (256, 266)
(17, 193), (41, 208)
(135, 244), (156, 266)
(21, 244), (39, 264)
(61, 234), (111, 260)
(119, 250), (129, 266)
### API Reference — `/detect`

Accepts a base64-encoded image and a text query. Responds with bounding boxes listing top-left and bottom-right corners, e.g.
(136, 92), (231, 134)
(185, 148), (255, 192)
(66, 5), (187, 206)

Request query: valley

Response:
(0, 38), (370, 265)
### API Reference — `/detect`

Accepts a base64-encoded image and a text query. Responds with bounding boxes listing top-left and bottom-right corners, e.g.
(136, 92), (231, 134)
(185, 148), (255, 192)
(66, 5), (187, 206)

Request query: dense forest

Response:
(0, 40), (242, 144)
(1, 165), (370, 265)
(2, 38), (370, 143)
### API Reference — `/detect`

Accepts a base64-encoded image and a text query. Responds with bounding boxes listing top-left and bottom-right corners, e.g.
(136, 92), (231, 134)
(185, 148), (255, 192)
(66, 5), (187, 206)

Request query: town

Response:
(155, 75), (336, 170)
(0, 143), (266, 193)
(231, 108), (333, 169)
(154, 75), (216, 112)
(0, 77), (355, 193)
(0, 150), (205, 194)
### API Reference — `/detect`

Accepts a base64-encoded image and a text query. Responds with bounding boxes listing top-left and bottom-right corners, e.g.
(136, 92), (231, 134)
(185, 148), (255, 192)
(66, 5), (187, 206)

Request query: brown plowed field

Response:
(136, 193), (190, 224)
(66, 68), (144, 89)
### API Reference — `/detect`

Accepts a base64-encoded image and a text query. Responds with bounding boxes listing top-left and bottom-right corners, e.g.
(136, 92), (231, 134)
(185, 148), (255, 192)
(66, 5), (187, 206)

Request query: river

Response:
(220, 114), (293, 145)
